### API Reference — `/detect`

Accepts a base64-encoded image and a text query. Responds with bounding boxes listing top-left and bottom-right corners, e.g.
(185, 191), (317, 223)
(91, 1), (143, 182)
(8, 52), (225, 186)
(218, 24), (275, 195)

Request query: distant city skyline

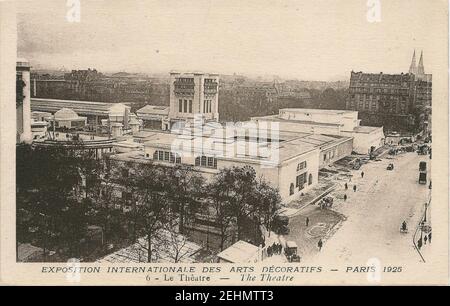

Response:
(17, 0), (442, 81)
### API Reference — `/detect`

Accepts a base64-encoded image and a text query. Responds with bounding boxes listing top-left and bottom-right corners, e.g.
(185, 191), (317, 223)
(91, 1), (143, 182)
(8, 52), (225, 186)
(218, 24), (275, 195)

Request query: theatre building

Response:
(252, 108), (384, 155)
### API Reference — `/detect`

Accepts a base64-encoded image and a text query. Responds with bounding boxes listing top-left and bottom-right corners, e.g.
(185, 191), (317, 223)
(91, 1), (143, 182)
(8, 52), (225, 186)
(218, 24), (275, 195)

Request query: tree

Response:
(123, 162), (172, 262)
(16, 143), (88, 260)
(208, 166), (283, 249)
(164, 220), (191, 263)
(207, 175), (237, 251)
(252, 178), (283, 239)
(85, 158), (122, 244)
(165, 165), (205, 234)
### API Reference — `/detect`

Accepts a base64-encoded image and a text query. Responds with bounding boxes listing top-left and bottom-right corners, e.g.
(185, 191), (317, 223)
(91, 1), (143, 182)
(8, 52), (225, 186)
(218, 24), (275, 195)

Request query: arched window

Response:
(308, 173), (313, 185)
(289, 183), (294, 195)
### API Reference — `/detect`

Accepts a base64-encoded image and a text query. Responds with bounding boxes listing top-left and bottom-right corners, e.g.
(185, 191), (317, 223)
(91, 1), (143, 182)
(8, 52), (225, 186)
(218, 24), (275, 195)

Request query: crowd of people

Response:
(266, 242), (283, 257)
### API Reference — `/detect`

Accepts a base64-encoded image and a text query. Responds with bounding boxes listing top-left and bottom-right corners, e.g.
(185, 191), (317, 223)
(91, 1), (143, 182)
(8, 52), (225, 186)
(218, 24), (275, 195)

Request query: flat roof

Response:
(217, 241), (259, 263)
(170, 71), (219, 76)
(352, 126), (383, 133)
(114, 141), (144, 148)
(252, 115), (343, 127)
(137, 105), (169, 116)
(141, 127), (323, 162)
(133, 125), (353, 165)
(280, 108), (357, 115)
(31, 98), (130, 116)
(17, 243), (42, 262)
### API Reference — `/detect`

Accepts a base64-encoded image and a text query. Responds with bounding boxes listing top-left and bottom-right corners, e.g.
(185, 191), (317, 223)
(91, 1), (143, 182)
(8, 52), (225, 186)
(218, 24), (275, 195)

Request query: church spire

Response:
(417, 50), (425, 75)
(409, 50), (417, 74)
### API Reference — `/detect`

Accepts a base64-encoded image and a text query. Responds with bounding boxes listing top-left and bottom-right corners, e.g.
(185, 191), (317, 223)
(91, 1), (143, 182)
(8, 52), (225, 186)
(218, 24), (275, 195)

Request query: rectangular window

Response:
(207, 157), (214, 167)
(297, 161), (307, 171)
(164, 151), (170, 161)
(201, 156), (207, 166)
(170, 152), (175, 163)
(158, 151), (164, 161)
(203, 100), (206, 113)
(188, 100), (192, 113)
(178, 99), (182, 112)
(184, 100), (188, 113)
(176, 156), (181, 164)
(296, 173), (307, 190)
(195, 157), (200, 166)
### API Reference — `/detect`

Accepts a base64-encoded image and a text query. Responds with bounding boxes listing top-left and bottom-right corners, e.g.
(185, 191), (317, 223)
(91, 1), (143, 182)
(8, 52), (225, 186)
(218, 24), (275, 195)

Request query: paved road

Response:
(311, 152), (431, 265)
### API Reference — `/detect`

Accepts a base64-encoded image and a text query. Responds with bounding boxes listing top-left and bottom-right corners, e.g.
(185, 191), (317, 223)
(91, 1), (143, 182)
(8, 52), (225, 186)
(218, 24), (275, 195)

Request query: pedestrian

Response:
(306, 217), (310, 227)
(361, 171), (364, 178)
(318, 239), (323, 251)
(424, 235), (428, 245)
(344, 194), (347, 201)
(344, 183), (348, 190)
(417, 238), (422, 250)
(353, 185), (357, 192)
(428, 232), (432, 244)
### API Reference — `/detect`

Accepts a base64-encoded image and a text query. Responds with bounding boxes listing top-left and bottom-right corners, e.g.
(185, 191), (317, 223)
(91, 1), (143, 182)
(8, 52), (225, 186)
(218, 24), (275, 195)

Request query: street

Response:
(302, 151), (431, 265)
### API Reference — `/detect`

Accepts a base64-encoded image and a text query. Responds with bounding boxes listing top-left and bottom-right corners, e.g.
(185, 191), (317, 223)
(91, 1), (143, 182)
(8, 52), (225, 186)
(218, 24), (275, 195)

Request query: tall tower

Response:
(417, 51), (425, 76)
(16, 58), (32, 143)
(168, 72), (219, 127)
(408, 50), (417, 74)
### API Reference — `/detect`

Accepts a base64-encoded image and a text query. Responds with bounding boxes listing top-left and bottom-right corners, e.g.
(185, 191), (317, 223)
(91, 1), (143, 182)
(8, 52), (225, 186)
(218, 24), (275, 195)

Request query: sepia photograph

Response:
(0, 0), (448, 287)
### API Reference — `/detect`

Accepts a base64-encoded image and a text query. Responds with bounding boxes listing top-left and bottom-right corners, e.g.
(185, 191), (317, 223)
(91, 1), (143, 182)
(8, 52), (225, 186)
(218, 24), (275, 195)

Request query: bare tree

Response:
(165, 165), (205, 234)
(124, 162), (172, 263)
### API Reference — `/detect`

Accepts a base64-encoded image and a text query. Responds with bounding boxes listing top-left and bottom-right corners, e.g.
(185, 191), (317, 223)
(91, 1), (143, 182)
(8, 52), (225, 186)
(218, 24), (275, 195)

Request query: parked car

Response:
(285, 241), (298, 257)
(419, 161), (427, 172)
(419, 172), (427, 184)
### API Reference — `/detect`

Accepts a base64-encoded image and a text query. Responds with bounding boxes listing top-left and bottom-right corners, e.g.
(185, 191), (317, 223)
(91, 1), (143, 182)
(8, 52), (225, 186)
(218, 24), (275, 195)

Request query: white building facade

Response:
(252, 108), (384, 155)
(169, 72), (219, 125)
(16, 59), (32, 143)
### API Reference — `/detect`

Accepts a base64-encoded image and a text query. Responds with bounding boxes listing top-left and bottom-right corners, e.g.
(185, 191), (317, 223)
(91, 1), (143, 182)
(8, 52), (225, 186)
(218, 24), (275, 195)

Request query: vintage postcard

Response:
(0, 0), (448, 287)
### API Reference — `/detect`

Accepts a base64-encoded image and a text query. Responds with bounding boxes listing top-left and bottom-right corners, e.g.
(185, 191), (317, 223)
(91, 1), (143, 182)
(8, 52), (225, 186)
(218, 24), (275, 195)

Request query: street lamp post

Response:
(424, 202), (428, 223)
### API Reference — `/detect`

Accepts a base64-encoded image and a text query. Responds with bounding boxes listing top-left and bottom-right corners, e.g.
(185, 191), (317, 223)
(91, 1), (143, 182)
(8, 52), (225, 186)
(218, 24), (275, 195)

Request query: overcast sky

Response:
(17, 0), (446, 80)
